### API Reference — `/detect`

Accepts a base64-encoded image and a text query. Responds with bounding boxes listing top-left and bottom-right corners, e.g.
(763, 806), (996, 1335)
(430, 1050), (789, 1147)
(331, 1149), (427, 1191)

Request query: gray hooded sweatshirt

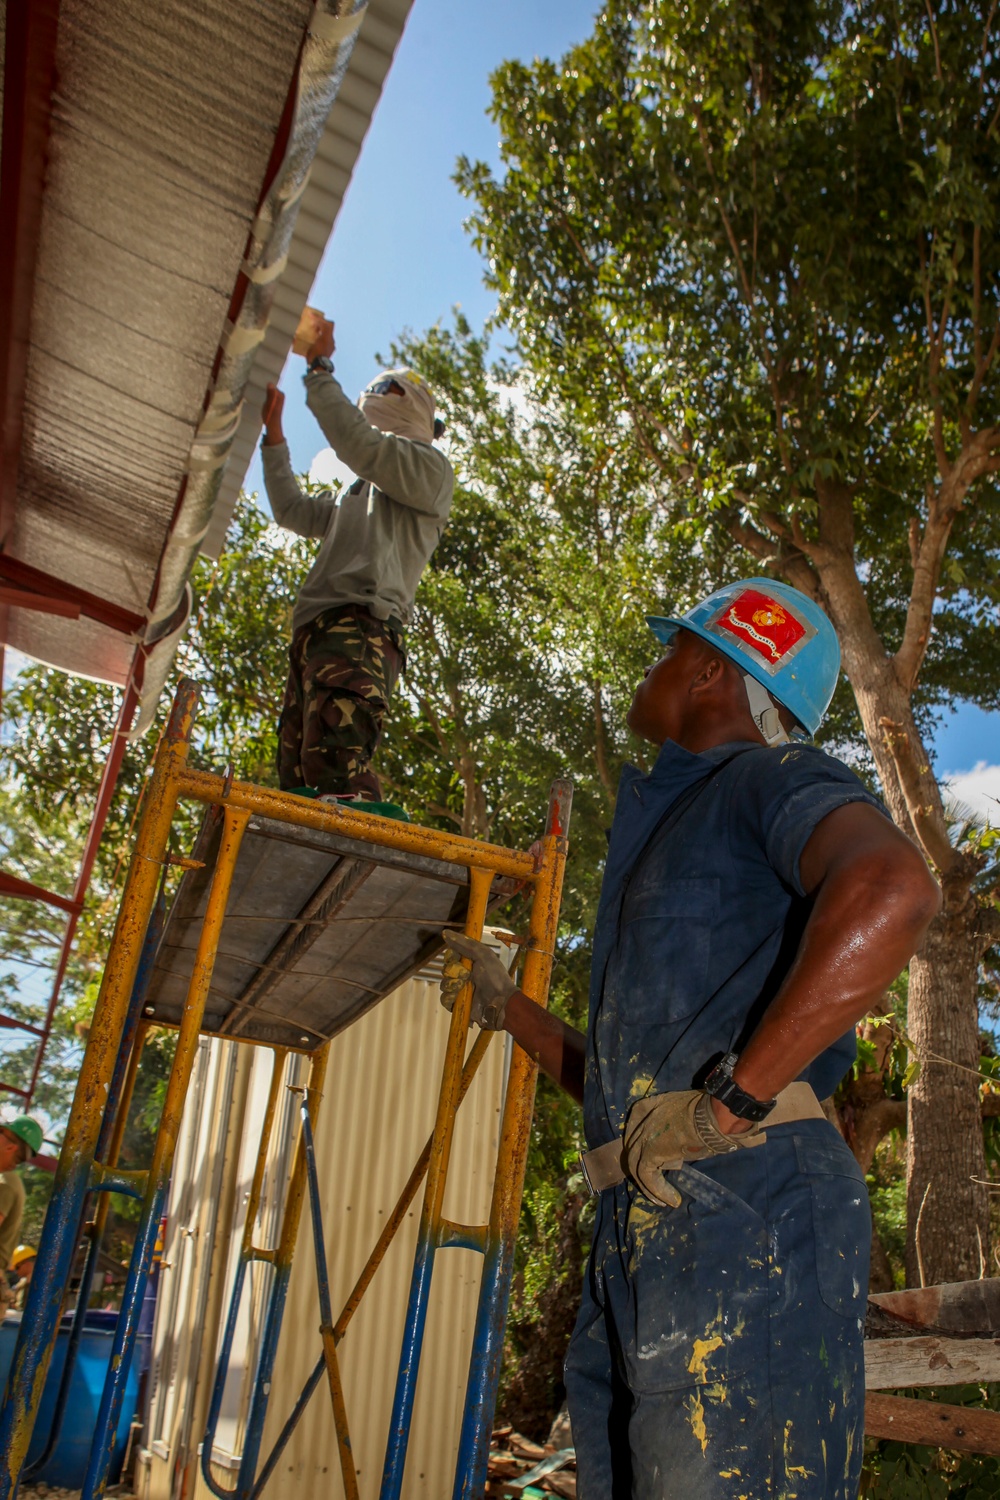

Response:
(261, 369), (454, 636)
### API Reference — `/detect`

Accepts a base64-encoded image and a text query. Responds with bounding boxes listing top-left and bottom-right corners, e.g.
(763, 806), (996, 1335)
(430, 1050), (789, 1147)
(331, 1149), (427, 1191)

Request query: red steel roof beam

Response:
(0, 585), (81, 620)
(0, 556), (143, 636)
(0, 0), (62, 549)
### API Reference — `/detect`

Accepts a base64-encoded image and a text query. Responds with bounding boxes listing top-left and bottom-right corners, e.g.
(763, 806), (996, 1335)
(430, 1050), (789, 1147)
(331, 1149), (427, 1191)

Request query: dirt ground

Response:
(17, 1487), (136, 1500)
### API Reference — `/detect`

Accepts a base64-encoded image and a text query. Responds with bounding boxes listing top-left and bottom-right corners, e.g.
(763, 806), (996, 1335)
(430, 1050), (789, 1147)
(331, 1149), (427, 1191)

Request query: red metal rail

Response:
(0, 667), (139, 1105)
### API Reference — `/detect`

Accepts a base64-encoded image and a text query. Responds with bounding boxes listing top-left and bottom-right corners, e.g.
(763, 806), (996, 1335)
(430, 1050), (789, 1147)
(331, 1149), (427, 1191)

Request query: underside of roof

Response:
(0, 0), (413, 724)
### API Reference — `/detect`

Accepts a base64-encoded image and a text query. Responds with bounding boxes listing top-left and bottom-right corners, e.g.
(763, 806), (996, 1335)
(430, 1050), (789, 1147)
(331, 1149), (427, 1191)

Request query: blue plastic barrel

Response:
(0, 1309), (145, 1487)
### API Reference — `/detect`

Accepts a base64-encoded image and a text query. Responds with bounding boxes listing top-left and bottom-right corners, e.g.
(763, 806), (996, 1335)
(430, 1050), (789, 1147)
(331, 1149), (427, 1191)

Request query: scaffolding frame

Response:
(0, 680), (570, 1499)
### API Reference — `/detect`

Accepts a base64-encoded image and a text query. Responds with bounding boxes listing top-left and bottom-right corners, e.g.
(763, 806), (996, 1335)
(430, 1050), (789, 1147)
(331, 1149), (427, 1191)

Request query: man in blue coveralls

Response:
(441, 578), (941, 1499)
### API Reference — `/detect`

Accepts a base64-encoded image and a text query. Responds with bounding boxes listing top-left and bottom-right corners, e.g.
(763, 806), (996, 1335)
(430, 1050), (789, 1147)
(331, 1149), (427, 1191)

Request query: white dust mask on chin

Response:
(358, 368), (436, 442)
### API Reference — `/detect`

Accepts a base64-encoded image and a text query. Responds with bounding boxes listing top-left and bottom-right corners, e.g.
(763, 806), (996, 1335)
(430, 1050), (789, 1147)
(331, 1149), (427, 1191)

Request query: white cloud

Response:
(943, 762), (1000, 827)
(309, 448), (355, 490)
(493, 380), (534, 429)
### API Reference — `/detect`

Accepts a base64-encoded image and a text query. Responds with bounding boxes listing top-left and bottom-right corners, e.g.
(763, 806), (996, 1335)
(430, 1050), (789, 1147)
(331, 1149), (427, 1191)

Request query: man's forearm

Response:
(304, 370), (449, 514)
(503, 991), (586, 1105)
(260, 443), (330, 539)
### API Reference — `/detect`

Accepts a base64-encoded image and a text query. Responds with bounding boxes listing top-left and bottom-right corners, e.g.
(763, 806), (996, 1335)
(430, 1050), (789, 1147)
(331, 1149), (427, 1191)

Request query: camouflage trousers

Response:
(277, 603), (405, 799)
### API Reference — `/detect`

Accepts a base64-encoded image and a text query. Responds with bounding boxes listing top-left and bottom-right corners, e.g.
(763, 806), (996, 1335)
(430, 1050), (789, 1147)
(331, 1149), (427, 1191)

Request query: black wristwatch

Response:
(306, 354), (334, 375)
(703, 1052), (776, 1122)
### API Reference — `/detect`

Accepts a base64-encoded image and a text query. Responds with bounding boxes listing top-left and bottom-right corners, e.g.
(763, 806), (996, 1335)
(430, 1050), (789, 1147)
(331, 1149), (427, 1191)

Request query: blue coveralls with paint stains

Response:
(565, 739), (884, 1500)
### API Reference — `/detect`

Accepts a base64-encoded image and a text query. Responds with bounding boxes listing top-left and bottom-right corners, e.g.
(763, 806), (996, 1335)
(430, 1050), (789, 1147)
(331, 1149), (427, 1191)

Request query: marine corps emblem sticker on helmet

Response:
(646, 576), (840, 740)
(709, 585), (815, 671)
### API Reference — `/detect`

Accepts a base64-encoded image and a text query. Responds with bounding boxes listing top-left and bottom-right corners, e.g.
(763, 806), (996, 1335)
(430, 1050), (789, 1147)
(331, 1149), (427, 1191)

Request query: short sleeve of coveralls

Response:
(730, 743), (889, 898)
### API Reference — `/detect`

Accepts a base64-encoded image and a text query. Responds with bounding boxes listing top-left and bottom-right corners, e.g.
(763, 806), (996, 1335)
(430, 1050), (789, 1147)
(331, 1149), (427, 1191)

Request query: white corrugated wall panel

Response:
(139, 970), (509, 1500)
(246, 975), (507, 1500)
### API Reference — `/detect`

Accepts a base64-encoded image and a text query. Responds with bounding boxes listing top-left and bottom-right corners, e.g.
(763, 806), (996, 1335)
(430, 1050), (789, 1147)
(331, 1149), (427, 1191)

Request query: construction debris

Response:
(486, 1413), (576, 1497)
(16, 1488), (135, 1500)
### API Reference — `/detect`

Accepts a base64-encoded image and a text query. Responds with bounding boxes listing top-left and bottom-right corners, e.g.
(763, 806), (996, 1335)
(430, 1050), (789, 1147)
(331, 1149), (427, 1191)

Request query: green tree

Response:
(458, 0), (1000, 1285)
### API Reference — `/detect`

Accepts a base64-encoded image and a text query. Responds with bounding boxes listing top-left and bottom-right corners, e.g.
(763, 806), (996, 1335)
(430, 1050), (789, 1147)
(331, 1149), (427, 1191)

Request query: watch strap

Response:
(704, 1052), (776, 1122)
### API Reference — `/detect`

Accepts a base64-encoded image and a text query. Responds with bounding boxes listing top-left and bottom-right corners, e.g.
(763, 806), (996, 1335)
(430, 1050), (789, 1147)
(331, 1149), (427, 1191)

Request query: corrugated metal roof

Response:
(204, 0), (414, 557)
(1, 0), (414, 698)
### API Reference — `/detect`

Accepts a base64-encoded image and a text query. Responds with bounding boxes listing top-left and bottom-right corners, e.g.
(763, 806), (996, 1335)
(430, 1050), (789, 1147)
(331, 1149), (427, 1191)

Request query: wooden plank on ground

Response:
(865, 1335), (1000, 1389)
(865, 1392), (1000, 1456)
(868, 1279), (1000, 1334)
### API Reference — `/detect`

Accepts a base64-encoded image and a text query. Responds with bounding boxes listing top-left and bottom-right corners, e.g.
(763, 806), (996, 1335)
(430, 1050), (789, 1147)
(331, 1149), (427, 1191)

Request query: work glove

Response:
(624, 1090), (765, 1208)
(439, 931), (516, 1031)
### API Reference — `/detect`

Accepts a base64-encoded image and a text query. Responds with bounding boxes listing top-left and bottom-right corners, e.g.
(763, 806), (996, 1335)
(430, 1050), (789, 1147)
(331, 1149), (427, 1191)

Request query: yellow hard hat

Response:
(10, 1245), (36, 1271)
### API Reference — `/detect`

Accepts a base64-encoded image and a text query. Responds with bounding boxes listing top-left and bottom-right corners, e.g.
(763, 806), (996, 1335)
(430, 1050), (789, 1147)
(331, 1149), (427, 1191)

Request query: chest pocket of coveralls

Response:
(617, 877), (720, 1026)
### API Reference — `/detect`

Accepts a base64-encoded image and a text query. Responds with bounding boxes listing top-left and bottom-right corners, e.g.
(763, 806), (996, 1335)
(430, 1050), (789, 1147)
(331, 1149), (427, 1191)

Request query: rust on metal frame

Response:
(0, 0), (62, 547)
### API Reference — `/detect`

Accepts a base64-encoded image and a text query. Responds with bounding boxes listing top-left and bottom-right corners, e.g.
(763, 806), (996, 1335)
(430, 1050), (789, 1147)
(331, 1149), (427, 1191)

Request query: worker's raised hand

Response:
(624, 1091), (764, 1207)
(306, 318), (335, 364)
(262, 384), (285, 446)
(439, 931), (516, 1031)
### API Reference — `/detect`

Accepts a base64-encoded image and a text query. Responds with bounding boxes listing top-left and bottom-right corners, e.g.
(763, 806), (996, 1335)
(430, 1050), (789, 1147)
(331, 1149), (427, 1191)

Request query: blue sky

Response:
(256, 0), (997, 809)
(254, 0), (600, 475)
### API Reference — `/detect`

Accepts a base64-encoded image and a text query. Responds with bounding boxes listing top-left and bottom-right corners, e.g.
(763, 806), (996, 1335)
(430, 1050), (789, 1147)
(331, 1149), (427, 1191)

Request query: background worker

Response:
(0, 1117), (43, 1315)
(9, 1245), (36, 1311)
(261, 319), (454, 803)
(441, 578), (941, 1500)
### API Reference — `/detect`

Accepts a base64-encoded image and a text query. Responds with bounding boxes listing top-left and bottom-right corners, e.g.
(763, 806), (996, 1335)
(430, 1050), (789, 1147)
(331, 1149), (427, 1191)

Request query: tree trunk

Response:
(816, 531), (987, 1287)
(905, 911), (989, 1286)
(870, 1224), (895, 1294)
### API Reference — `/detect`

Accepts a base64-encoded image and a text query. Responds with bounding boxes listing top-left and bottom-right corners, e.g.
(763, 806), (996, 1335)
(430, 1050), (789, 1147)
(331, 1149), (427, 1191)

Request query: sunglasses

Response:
(364, 377), (406, 397)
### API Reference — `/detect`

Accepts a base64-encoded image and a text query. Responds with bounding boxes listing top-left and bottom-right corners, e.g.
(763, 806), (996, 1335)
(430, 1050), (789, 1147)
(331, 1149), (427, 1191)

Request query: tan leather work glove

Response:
(624, 1090), (765, 1207)
(440, 931), (517, 1031)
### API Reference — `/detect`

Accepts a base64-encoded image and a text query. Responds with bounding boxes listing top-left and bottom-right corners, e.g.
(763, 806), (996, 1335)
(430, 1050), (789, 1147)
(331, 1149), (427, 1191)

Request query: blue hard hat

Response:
(646, 578), (840, 736)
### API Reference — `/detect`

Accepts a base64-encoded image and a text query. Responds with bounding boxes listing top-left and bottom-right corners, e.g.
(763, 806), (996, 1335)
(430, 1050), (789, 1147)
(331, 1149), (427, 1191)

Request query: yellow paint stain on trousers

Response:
(780, 1417), (816, 1497)
(685, 1338), (725, 1455)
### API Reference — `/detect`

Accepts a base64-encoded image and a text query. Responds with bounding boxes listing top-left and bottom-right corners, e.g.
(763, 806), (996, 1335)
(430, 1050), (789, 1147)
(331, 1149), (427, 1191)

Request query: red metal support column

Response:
(22, 672), (140, 1102)
(0, 0), (61, 547)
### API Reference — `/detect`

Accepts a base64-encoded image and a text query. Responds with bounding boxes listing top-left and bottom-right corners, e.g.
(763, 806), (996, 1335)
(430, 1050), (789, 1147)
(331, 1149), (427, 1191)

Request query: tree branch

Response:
(549, 205), (680, 473)
(908, 515), (921, 571)
(721, 504), (822, 599)
(924, 0), (943, 83)
(893, 429), (1000, 693)
(976, 903), (1000, 950)
(592, 680), (615, 805)
(980, 2), (999, 110)
(691, 106), (794, 476)
(878, 716), (957, 874)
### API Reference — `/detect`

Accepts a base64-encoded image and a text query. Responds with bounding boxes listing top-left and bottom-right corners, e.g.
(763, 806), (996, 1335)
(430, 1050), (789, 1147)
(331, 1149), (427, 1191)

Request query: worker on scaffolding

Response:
(441, 579), (941, 1500)
(0, 1117), (43, 1315)
(260, 320), (453, 805)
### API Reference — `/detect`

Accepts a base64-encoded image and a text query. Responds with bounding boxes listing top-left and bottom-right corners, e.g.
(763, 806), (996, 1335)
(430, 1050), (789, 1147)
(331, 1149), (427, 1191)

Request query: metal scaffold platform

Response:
(149, 803), (520, 1051)
(0, 682), (571, 1500)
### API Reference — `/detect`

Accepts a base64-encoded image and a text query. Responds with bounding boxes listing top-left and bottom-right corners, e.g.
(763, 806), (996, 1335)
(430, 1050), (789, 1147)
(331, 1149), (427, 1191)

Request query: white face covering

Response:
(359, 368), (436, 443)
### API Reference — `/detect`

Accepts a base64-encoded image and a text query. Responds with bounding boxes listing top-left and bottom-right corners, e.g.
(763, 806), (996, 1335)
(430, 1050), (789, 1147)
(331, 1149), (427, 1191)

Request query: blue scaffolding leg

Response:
(79, 804), (251, 1500)
(22, 891), (165, 1484)
(298, 1090), (358, 1500)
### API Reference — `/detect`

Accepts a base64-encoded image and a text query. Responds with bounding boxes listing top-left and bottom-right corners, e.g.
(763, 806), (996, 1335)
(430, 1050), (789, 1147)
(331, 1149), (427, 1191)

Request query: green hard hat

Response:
(4, 1117), (43, 1157)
